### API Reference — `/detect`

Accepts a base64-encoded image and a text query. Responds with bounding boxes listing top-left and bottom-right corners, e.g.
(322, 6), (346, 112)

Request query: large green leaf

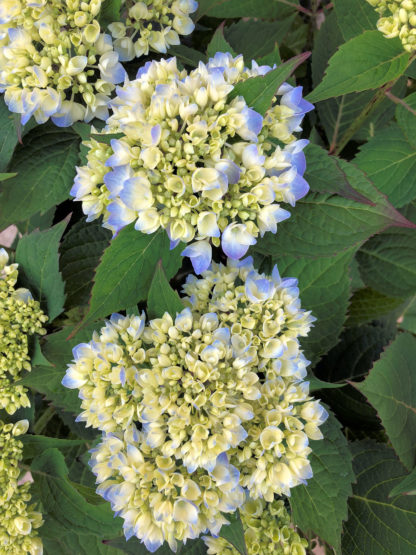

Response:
(79, 226), (182, 330)
(21, 435), (85, 460)
(357, 228), (416, 298)
(354, 124), (416, 208)
(168, 45), (207, 67)
(195, 0), (296, 20)
(224, 18), (294, 61)
(399, 296), (416, 334)
(147, 261), (185, 320)
(333, 0), (378, 40)
(346, 288), (405, 327)
(219, 511), (247, 555)
(15, 221), (66, 321)
(206, 24), (236, 57)
(43, 532), (123, 555)
(311, 12), (404, 147)
(0, 97), (37, 172)
(228, 53), (310, 116)
(307, 31), (410, 103)
(290, 412), (354, 552)
(60, 219), (112, 309)
(31, 448), (123, 537)
(343, 441), (416, 553)
(0, 125), (80, 230)
(105, 537), (206, 554)
(276, 249), (355, 365)
(356, 332), (416, 469)
(99, 0), (121, 30)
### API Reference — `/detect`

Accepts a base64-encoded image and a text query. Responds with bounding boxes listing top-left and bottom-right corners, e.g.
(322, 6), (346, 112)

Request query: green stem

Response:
(33, 406), (55, 435)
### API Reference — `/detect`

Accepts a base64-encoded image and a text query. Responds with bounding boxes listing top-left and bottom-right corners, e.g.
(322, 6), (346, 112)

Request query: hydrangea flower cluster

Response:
(70, 53), (313, 273)
(367, 0), (416, 51)
(63, 257), (327, 551)
(203, 497), (308, 555)
(0, 249), (47, 415)
(109, 0), (198, 61)
(0, 0), (126, 126)
(0, 419), (43, 554)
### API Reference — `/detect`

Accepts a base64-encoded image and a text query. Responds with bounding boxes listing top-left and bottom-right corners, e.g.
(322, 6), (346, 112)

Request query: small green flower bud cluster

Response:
(367, 0), (416, 51)
(204, 497), (308, 555)
(0, 249), (47, 414)
(0, 420), (43, 554)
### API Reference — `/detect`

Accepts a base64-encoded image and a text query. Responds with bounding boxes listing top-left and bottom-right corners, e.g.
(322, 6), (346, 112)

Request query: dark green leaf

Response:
(357, 228), (416, 298)
(105, 536), (207, 554)
(307, 31), (410, 103)
(356, 332), (416, 469)
(15, 221), (67, 320)
(219, 511), (247, 555)
(0, 125), (80, 230)
(355, 124), (416, 208)
(60, 219), (112, 309)
(21, 435), (85, 460)
(206, 24), (236, 57)
(31, 448), (123, 537)
(229, 53), (310, 116)
(343, 441), (416, 553)
(389, 466), (416, 497)
(395, 91), (416, 147)
(168, 45), (207, 67)
(147, 261), (185, 319)
(308, 376), (345, 393)
(333, 0), (378, 40)
(43, 532), (123, 555)
(347, 288), (405, 327)
(80, 226), (183, 329)
(290, 412), (354, 551)
(0, 97), (37, 172)
(0, 172), (16, 181)
(99, 0), (121, 30)
(399, 296), (416, 334)
(195, 0), (297, 20)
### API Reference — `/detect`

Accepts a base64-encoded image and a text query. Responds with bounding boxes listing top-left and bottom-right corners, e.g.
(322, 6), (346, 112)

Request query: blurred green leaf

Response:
(99, 0), (121, 30)
(219, 511), (247, 555)
(356, 332), (416, 469)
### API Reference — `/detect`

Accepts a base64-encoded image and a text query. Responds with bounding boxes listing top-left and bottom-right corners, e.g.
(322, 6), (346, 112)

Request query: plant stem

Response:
(34, 406), (55, 435)
(385, 90), (416, 116)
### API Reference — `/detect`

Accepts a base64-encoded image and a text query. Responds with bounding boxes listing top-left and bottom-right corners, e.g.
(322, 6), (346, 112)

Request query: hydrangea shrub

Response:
(0, 0), (416, 554)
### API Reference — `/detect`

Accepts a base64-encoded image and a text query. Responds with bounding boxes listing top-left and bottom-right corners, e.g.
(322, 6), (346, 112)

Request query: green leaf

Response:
(99, 0), (121, 30)
(395, 92), (416, 147)
(15, 221), (67, 320)
(0, 172), (17, 181)
(0, 125), (80, 230)
(333, 0), (378, 40)
(342, 441), (416, 553)
(168, 45), (207, 67)
(80, 226), (183, 329)
(21, 435), (85, 460)
(356, 332), (416, 469)
(206, 24), (236, 57)
(16, 207), (56, 235)
(276, 249), (355, 365)
(224, 18), (294, 61)
(389, 466), (416, 497)
(357, 228), (416, 298)
(43, 532), (123, 555)
(195, 0), (297, 20)
(290, 412), (354, 552)
(308, 376), (345, 393)
(60, 219), (112, 309)
(354, 124), (416, 208)
(307, 31), (410, 103)
(229, 53), (310, 116)
(147, 261), (185, 319)
(219, 511), (247, 555)
(31, 448), (123, 537)
(399, 296), (416, 334)
(0, 97), (37, 172)
(347, 288), (405, 327)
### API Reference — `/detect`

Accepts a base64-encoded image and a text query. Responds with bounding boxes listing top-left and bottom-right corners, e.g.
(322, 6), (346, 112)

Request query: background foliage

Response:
(1, 0), (416, 553)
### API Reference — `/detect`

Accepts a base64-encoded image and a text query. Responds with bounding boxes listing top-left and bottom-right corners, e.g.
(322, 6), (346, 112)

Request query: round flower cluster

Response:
(63, 258), (327, 550)
(0, 0), (125, 126)
(109, 0), (198, 61)
(0, 249), (48, 415)
(0, 419), (43, 554)
(89, 425), (245, 552)
(70, 53), (313, 273)
(367, 0), (416, 51)
(204, 497), (308, 555)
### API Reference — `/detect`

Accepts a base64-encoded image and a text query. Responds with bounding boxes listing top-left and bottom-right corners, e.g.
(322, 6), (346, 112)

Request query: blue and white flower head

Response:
(0, 0), (125, 126)
(89, 425), (245, 552)
(71, 53), (313, 272)
(367, 0), (416, 52)
(108, 0), (198, 61)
